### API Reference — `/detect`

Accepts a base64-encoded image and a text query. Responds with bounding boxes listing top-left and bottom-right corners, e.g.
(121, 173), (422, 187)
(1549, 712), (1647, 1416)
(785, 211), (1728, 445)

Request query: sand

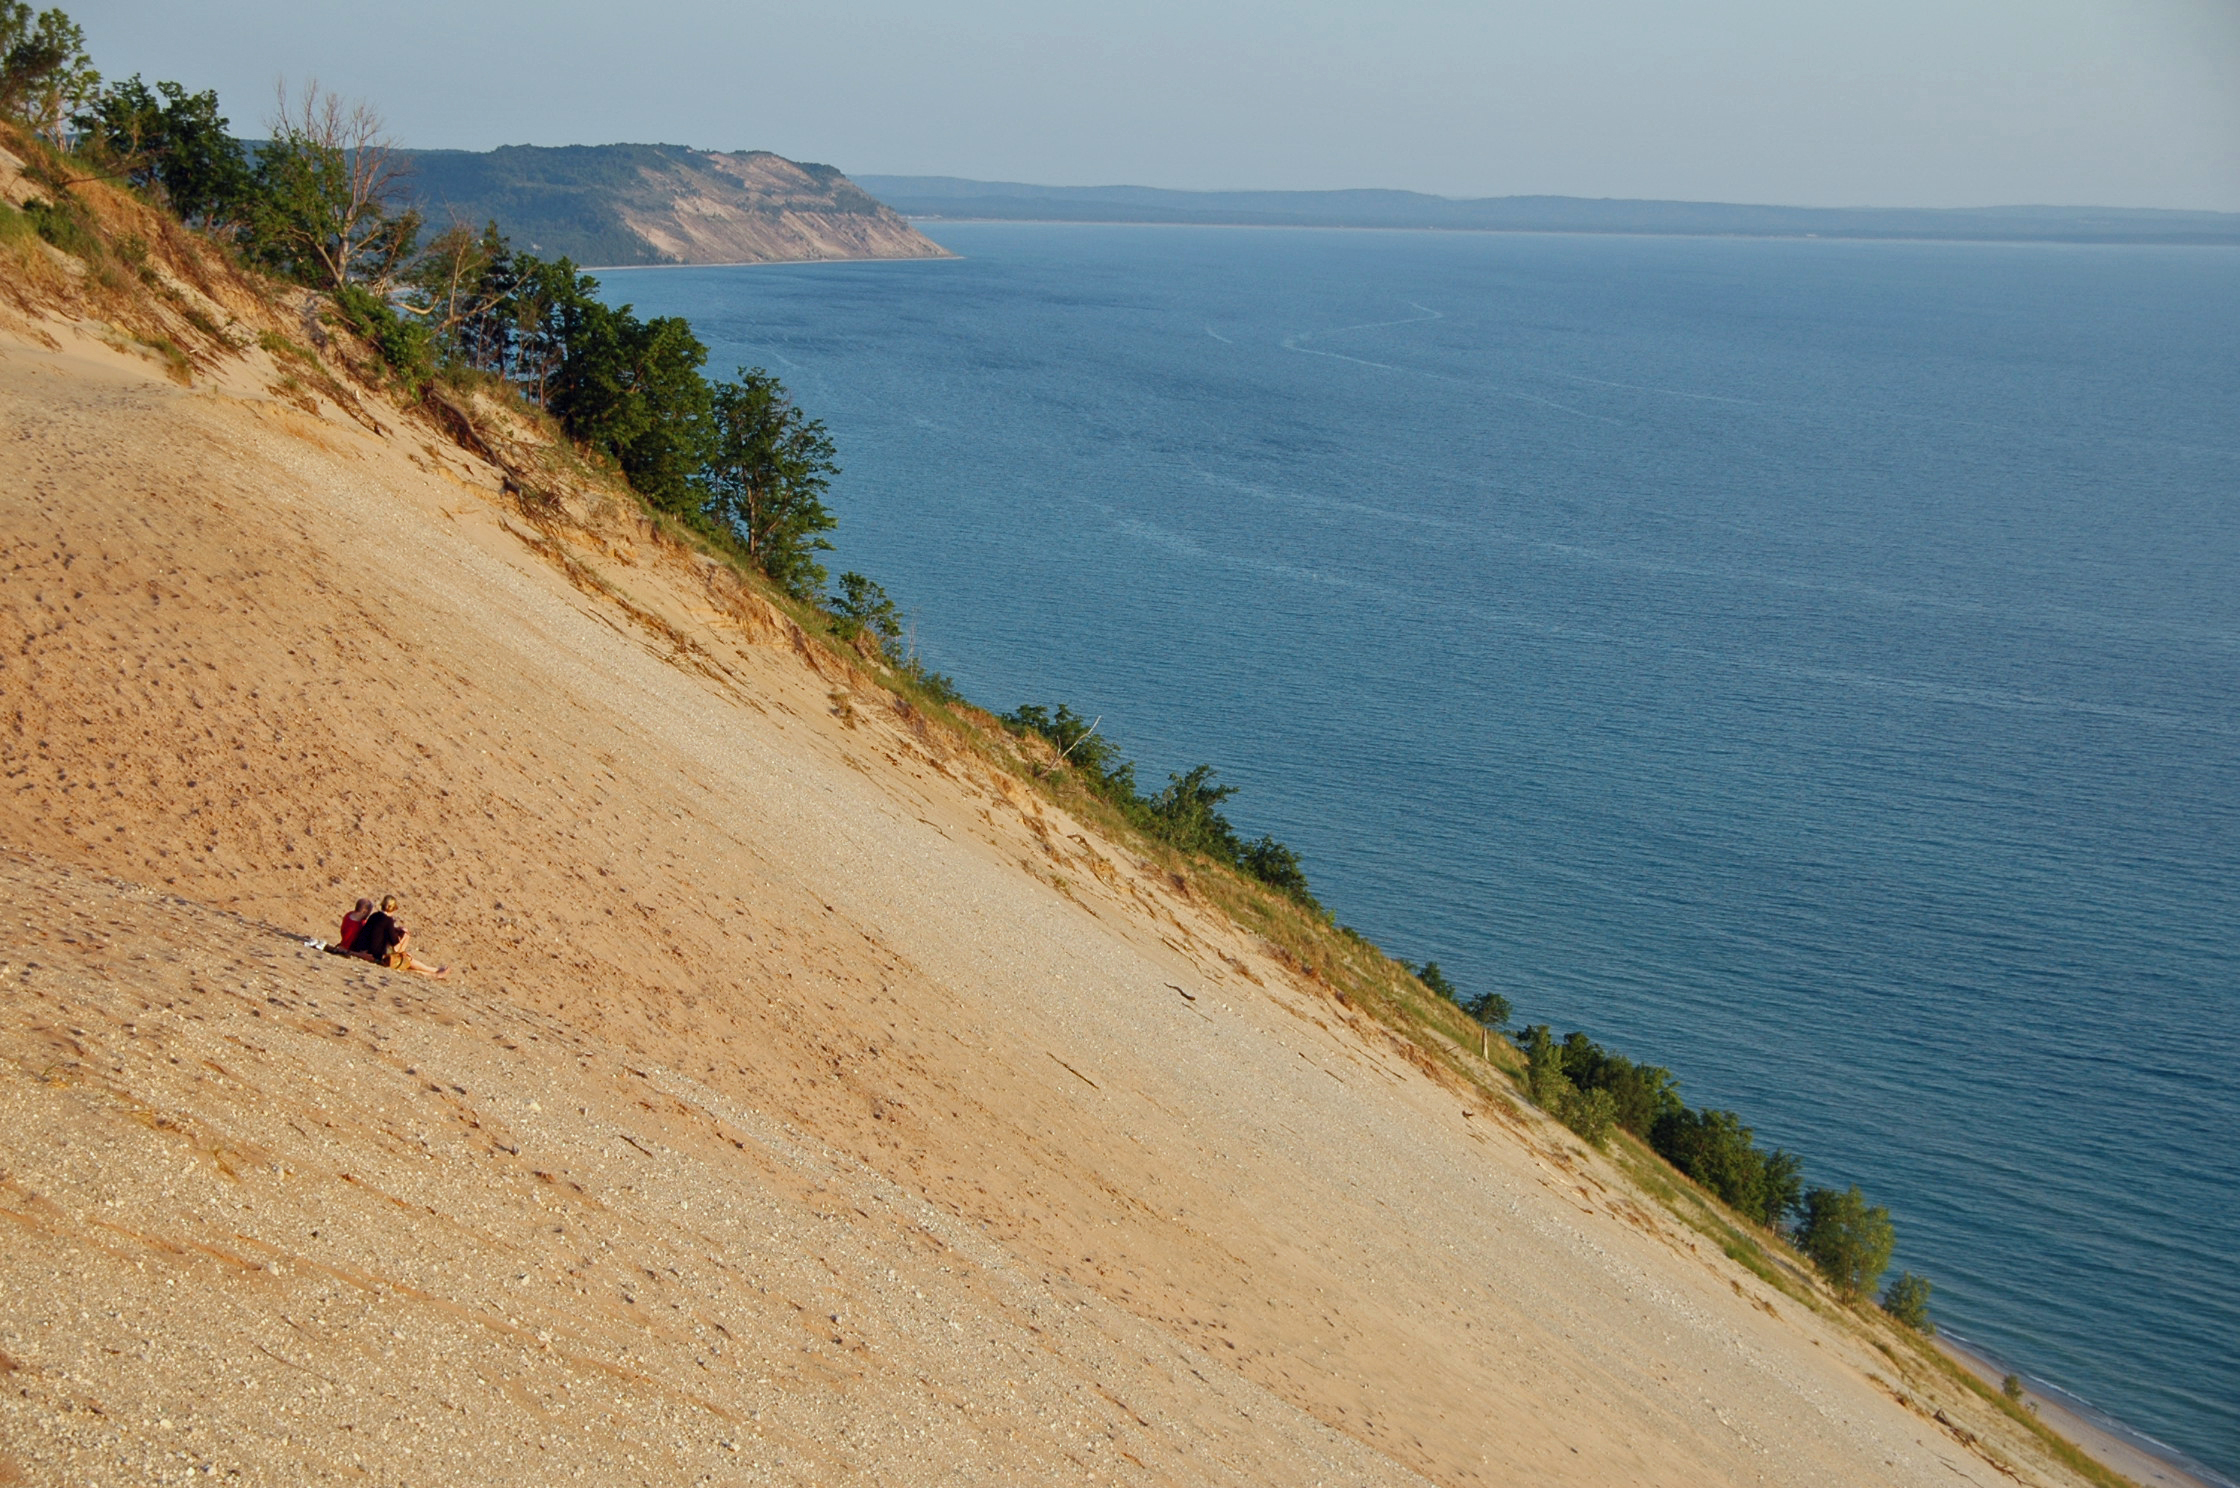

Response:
(0, 211), (2144, 1486)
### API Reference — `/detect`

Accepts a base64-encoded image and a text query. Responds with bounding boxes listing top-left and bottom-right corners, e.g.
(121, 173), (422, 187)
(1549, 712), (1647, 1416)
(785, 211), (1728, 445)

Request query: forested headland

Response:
(393, 143), (952, 268)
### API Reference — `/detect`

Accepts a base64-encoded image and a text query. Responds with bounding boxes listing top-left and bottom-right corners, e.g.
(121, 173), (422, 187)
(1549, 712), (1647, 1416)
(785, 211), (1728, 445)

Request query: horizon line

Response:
(386, 144), (2240, 219)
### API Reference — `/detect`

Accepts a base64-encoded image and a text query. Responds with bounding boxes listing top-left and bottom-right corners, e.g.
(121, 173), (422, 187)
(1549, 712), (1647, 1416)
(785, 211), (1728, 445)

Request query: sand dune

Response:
(0, 193), (2127, 1486)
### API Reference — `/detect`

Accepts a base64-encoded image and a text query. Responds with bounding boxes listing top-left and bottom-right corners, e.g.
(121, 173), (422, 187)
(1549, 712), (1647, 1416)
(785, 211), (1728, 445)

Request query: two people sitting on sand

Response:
(325, 894), (452, 979)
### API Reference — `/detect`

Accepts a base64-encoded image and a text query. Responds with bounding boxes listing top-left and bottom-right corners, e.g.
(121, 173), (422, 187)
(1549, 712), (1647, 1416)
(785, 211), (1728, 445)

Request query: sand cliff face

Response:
(619, 151), (952, 266)
(0, 165), (2114, 1487)
(398, 144), (954, 268)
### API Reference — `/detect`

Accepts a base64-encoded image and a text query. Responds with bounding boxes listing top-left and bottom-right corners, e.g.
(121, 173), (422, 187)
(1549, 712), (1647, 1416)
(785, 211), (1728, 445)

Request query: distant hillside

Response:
(856, 176), (2240, 246)
(397, 144), (953, 267)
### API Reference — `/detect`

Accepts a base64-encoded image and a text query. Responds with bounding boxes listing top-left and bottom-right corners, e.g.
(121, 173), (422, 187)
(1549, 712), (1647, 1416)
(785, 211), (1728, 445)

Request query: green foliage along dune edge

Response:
(1002, 703), (1318, 908)
(1510, 1022), (1934, 1315)
(7, 7), (1991, 1385)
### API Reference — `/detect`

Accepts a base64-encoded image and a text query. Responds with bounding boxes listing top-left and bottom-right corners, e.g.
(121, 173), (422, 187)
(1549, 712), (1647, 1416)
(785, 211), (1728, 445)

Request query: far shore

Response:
(587, 251), (960, 272)
(891, 214), (2240, 249)
(1937, 1335), (2231, 1488)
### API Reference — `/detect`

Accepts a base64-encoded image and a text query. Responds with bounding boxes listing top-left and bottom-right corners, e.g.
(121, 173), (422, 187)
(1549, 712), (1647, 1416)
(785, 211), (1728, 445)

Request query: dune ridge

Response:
(0, 147), (2132, 1487)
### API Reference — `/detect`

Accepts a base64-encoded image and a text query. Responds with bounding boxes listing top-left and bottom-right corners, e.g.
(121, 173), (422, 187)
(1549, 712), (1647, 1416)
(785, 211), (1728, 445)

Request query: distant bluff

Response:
(395, 143), (954, 267)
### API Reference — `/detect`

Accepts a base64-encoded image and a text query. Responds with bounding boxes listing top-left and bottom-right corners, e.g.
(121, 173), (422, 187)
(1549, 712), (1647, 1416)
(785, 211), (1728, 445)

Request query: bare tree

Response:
(257, 79), (417, 289)
(402, 218), (505, 340)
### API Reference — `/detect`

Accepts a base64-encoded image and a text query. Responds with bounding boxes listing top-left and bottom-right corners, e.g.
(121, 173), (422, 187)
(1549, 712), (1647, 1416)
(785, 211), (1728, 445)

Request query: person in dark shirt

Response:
(354, 900), (402, 962)
(354, 895), (453, 979)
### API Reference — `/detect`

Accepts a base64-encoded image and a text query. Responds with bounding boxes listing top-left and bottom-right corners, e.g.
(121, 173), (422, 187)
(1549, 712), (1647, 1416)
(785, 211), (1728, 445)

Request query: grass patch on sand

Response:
(0, 198), (37, 249)
(136, 332), (192, 383)
(1610, 1134), (1821, 1307)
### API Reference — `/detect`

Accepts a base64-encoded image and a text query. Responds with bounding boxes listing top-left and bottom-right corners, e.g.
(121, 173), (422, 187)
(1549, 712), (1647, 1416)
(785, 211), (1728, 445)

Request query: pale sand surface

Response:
(0, 286), (2140, 1487)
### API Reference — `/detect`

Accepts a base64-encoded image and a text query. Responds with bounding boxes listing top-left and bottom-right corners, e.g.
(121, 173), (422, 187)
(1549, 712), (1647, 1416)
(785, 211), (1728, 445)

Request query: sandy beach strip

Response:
(1938, 1335), (2232, 1488)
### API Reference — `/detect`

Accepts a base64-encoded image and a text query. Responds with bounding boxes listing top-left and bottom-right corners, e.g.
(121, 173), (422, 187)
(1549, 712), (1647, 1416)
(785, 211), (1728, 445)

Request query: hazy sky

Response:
(66, 0), (2240, 209)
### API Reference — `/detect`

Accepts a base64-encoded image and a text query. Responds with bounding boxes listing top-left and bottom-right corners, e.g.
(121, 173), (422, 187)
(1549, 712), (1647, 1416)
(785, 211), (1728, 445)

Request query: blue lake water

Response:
(603, 224), (2240, 1479)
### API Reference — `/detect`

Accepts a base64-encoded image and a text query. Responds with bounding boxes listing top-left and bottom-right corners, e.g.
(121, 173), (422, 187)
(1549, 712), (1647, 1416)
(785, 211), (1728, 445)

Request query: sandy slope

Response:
(0, 279), (2122, 1486)
(397, 145), (952, 268)
(616, 151), (953, 266)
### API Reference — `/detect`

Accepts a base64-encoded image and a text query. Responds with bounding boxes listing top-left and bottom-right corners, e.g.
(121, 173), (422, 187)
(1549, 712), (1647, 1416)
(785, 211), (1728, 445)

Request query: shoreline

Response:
(1936, 1334), (2233, 1488)
(586, 250), (959, 272)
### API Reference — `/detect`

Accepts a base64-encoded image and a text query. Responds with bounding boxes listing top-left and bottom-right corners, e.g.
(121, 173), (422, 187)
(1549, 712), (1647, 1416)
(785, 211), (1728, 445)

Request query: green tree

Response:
(1560, 1031), (1610, 1088)
(1545, 1032), (1679, 1137)
(1004, 703), (1140, 796)
(1757, 1148), (1805, 1230)
(1007, 703), (1107, 773)
(1647, 1106), (1800, 1227)
(1413, 961), (1458, 1001)
(1881, 1271), (1934, 1333)
(1565, 1085), (1618, 1147)
(611, 314), (715, 509)
(1796, 1185), (1896, 1301)
(75, 76), (249, 225)
(1601, 1057), (1680, 1137)
(1413, 962), (1507, 1026)
(829, 571), (901, 650)
(1144, 765), (1243, 861)
(1519, 1025), (1574, 1110)
(0, 4), (97, 143)
(1465, 990), (1513, 1031)
(547, 302), (711, 510)
(1000, 703), (1314, 902)
(486, 253), (592, 402)
(1517, 1026), (1617, 1144)
(72, 72), (160, 174)
(697, 367), (838, 598)
(1059, 712), (1113, 774)
(1239, 836), (1314, 903)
